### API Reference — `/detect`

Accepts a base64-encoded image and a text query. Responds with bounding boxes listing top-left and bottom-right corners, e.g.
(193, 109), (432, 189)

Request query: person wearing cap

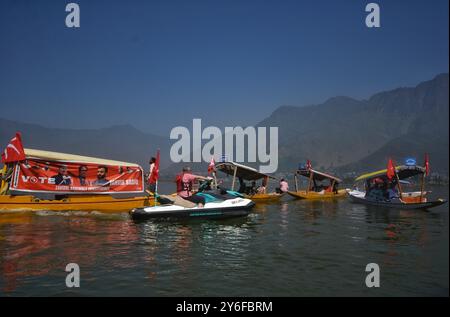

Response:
(176, 166), (210, 207)
(52, 165), (72, 185)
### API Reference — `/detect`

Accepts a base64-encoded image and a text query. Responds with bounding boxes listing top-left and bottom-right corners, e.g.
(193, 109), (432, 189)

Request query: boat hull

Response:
(347, 190), (447, 210)
(287, 189), (347, 200)
(0, 194), (153, 213)
(244, 193), (284, 202)
(130, 198), (255, 221)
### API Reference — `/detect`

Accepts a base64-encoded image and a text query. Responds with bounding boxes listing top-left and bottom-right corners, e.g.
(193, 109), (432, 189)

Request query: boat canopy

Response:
(215, 161), (276, 181)
(24, 148), (140, 168)
(295, 168), (342, 183)
(355, 165), (426, 182)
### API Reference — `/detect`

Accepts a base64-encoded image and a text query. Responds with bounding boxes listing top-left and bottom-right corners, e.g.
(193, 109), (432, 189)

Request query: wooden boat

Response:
(0, 148), (154, 213)
(347, 164), (447, 210)
(287, 165), (345, 200)
(0, 194), (152, 213)
(288, 189), (347, 199)
(214, 161), (284, 202)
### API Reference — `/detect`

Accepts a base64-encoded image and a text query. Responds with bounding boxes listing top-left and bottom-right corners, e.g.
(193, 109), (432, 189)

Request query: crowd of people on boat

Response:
(236, 178), (289, 195)
(365, 177), (400, 201)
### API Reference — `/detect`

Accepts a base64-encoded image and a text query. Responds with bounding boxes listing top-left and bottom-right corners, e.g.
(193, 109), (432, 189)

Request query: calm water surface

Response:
(0, 186), (448, 296)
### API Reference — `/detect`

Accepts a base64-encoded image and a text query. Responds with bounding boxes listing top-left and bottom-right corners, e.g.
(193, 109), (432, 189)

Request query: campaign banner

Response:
(10, 159), (144, 194)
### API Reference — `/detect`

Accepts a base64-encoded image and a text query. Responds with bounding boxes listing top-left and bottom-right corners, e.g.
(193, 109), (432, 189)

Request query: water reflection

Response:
(0, 215), (138, 293)
(0, 186), (448, 296)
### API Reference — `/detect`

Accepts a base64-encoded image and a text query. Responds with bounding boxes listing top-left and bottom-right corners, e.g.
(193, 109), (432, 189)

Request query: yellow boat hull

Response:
(244, 193), (284, 202)
(287, 189), (347, 200)
(0, 194), (154, 213)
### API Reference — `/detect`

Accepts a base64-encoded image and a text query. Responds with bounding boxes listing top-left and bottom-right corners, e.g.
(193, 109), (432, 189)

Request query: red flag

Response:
(148, 149), (160, 184)
(424, 153), (430, 176)
(386, 158), (395, 180)
(2, 132), (26, 164)
(208, 156), (215, 174)
(306, 160), (312, 170)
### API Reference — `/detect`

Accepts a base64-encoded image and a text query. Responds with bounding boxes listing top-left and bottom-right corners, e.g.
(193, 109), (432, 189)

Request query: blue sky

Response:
(0, 0), (448, 135)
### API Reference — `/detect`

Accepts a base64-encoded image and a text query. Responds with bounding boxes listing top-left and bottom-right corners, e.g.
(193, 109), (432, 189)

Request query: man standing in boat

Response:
(147, 157), (156, 192)
(176, 166), (210, 207)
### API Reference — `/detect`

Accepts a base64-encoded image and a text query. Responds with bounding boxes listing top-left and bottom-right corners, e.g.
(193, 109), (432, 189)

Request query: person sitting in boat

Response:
(256, 183), (266, 194)
(385, 182), (399, 201)
(238, 177), (247, 194)
(366, 178), (385, 201)
(247, 181), (257, 195)
(51, 165), (72, 185)
(93, 165), (110, 186)
(276, 178), (289, 193)
(176, 166), (210, 207)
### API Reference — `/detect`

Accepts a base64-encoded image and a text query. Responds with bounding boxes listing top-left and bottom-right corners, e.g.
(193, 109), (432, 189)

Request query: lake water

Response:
(0, 185), (448, 296)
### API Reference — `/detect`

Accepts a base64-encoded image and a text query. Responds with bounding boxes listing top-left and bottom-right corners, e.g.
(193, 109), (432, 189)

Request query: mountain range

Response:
(1, 73), (448, 177)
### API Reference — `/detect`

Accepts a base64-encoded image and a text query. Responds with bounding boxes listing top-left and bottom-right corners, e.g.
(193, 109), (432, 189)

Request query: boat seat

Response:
(159, 194), (196, 208)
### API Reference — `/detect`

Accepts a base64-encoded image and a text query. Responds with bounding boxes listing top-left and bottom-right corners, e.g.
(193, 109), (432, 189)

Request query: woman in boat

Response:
(176, 166), (210, 207)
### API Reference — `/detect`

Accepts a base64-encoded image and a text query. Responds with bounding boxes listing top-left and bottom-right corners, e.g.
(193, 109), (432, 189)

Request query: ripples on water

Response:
(0, 186), (448, 296)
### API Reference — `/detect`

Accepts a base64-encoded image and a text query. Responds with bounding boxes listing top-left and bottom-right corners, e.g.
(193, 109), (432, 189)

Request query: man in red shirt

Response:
(176, 167), (210, 207)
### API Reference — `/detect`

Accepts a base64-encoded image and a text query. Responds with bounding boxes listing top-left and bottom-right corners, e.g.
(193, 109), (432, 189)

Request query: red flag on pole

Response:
(148, 149), (160, 184)
(306, 160), (312, 170)
(1, 132), (26, 164)
(424, 153), (430, 176)
(386, 158), (395, 180)
(208, 156), (215, 174)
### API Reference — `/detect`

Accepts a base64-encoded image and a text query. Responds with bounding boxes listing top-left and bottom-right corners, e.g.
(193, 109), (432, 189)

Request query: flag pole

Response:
(212, 171), (217, 189)
(394, 163), (404, 201)
(419, 172), (425, 203)
(154, 179), (158, 206)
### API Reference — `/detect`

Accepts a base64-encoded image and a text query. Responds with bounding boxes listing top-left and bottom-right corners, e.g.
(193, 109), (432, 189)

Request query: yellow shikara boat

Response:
(0, 148), (154, 213)
(287, 165), (345, 200)
(215, 161), (284, 202)
(0, 194), (152, 213)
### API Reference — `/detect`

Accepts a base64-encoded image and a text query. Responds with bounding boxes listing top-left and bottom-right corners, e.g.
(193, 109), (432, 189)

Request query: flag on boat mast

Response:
(208, 156), (216, 174)
(424, 153), (430, 176)
(306, 160), (312, 170)
(1, 132), (26, 164)
(386, 158), (395, 180)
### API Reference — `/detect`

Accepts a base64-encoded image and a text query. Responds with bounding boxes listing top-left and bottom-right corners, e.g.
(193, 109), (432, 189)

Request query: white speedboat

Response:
(347, 189), (446, 210)
(130, 190), (255, 221)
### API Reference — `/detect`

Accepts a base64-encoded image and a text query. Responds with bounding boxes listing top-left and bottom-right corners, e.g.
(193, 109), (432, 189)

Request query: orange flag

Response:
(386, 158), (395, 180)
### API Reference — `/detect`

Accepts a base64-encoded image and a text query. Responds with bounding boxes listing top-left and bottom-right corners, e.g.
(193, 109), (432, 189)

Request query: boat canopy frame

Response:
(293, 167), (342, 193)
(214, 161), (276, 192)
(24, 148), (141, 168)
(355, 165), (426, 182)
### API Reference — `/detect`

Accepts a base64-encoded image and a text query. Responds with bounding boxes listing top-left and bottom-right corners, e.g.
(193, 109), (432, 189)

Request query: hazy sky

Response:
(0, 0), (448, 136)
